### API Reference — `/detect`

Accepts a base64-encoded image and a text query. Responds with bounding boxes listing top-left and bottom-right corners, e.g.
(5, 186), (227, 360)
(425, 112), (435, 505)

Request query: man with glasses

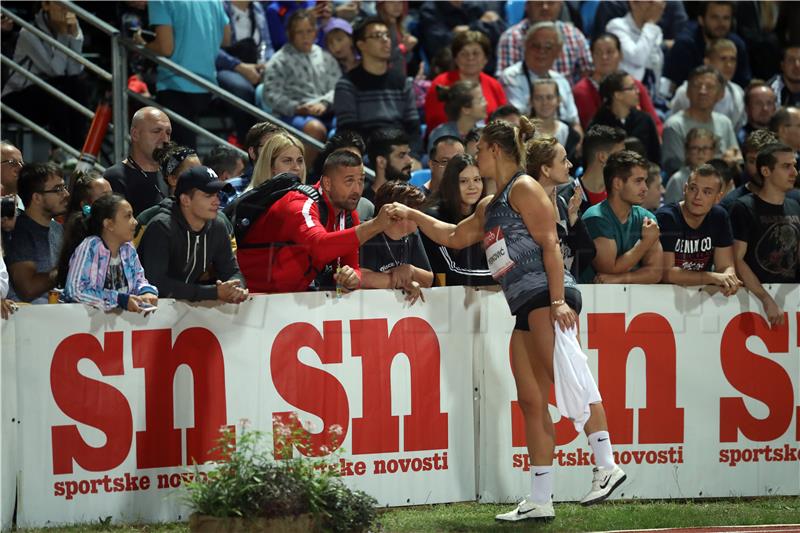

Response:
(662, 65), (738, 175)
(495, 0), (592, 84)
(5, 163), (69, 303)
(333, 17), (422, 158)
(1, 140), (24, 235)
(670, 39), (745, 132)
(425, 136), (465, 197)
(499, 22), (580, 130)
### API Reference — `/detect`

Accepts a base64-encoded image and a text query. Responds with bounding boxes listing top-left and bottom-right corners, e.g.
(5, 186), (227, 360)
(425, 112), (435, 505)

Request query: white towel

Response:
(553, 325), (602, 433)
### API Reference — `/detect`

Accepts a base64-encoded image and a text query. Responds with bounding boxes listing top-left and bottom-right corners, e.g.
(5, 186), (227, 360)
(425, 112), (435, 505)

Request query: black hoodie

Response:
(138, 197), (245, 301)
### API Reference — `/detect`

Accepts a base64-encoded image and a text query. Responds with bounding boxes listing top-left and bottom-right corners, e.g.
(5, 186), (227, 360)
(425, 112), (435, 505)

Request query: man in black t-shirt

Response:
(730, 143), (800, 326)
(656, 164), (741, 295)
(360, 181), (433, 304)
(103, 106), (172, 216)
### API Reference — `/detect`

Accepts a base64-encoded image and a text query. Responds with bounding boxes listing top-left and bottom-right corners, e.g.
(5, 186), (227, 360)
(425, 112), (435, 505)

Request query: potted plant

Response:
(184, 418), (378, 533)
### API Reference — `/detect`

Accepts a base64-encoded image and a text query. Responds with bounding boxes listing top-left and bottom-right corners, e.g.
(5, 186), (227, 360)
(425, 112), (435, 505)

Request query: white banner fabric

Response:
(1, 285), (797, 527)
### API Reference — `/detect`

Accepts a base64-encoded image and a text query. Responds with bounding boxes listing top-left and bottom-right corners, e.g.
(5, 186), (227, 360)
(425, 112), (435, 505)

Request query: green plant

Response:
(183, 418), (379, 532)
(317, 481), (378, 533)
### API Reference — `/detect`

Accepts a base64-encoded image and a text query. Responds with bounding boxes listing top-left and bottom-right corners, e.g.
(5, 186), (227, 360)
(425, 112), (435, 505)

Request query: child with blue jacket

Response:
(58, 193), (158, 312)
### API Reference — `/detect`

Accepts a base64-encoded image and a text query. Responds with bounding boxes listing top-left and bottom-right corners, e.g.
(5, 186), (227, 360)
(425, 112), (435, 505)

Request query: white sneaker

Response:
(580, 465), (626, 506)
(495, 498), (555, 521)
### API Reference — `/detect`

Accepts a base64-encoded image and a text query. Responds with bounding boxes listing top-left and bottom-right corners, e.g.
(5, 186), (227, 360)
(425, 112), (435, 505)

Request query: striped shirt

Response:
(333, 65), (422, 155)
(495, 19), (592, 84)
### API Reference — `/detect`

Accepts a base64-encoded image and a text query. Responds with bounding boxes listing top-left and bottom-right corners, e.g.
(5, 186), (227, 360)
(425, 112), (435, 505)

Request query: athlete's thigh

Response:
(525, 306), (556, 385)
(510, 329), (545, 407)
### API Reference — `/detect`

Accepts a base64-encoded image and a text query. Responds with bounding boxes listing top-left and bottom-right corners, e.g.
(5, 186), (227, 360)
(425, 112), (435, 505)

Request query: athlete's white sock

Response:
(529, 465), (554, 504)
(588, 430), (616, 469)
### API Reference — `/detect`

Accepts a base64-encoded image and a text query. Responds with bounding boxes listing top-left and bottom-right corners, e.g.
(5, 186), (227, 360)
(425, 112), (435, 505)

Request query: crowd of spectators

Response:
(1, 0), (798, 323)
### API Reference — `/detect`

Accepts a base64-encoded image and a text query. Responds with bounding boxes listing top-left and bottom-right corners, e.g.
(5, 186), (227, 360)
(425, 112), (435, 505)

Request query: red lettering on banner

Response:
(51, 332), (132, 474)
(350, 318), (448, 454)
(133, 328), (233, 468)
(588, 313), (684, 444)
(510, 338), (580, 447)
(271, 321), (349, 458)
(719, 313), (793, 442)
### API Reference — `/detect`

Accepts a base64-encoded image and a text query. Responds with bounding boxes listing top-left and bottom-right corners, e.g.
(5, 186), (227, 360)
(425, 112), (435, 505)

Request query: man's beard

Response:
(702, 25), (725, 40)
(386, 164), (411, 182)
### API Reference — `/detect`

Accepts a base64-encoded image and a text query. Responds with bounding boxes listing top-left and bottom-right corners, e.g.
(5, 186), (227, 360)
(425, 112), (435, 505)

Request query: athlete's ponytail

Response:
(482, 115), (536, 168)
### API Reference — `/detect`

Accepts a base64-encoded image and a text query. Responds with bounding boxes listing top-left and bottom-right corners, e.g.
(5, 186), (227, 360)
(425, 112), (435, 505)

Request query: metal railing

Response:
(1, 1), (376, 179)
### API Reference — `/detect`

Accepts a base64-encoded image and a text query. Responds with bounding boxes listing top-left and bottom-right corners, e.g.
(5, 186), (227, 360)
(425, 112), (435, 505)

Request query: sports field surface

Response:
(13, 497), (800, 532)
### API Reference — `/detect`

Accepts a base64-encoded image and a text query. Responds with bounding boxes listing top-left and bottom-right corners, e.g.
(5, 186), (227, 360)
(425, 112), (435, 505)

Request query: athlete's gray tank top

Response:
(483, 172), (577, 313)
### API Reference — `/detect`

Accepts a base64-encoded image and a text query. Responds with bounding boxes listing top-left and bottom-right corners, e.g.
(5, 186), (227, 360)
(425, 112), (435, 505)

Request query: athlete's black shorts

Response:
(513, 287), (582, 331)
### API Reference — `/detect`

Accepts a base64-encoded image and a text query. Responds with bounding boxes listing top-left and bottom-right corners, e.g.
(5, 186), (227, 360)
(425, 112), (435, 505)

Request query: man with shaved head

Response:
(103, 106), (172, 216)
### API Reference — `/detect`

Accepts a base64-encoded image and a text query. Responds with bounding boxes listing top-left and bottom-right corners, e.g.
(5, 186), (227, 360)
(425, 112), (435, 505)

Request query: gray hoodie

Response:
(137, 197), (245, 301)
(2, 11), (84, 96)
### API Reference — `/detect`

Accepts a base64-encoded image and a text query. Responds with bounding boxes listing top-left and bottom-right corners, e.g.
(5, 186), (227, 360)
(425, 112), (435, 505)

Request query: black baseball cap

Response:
(174, 166), (234, 197)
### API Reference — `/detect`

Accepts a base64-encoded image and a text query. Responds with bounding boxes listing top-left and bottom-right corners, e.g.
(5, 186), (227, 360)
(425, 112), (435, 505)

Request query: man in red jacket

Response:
(238, 150), (391, 293)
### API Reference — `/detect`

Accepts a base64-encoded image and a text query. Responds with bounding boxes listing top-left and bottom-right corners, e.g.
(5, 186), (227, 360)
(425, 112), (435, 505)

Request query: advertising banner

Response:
(9, 289), (479, 527)
(1, 285), (797, 527)
(479, 285), (800, 503)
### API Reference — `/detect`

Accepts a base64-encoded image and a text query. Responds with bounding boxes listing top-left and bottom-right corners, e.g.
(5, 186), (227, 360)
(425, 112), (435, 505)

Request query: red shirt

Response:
(585, 188), (608, 206)
(424, 70), (508, 134)
(572, 76), (663, 136)
(237, 183), (361, 293)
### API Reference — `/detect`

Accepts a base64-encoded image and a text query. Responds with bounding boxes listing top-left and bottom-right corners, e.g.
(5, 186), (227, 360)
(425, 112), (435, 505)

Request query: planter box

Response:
(189, 513), (316, 533)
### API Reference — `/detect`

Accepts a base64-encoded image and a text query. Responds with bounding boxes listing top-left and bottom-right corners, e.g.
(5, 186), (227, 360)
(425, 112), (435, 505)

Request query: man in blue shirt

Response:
(664, 1), (751, 92)
(581, 150), (663, 284)
(144, 1), (231, 147)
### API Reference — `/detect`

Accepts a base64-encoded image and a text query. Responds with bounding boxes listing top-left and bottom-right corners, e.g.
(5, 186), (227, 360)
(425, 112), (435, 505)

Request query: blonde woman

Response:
(248, 133), (306, 190)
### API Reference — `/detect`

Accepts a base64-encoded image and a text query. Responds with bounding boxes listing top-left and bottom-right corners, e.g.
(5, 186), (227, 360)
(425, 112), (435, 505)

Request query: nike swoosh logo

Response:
(518, 507), (535, 515)
(599, 476), (611, 489)
(597, 438), (609, 442)
(534, 472), (549, 476)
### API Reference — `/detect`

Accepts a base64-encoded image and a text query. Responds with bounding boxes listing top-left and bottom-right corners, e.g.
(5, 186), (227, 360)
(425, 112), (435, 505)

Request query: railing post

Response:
(111, 36), (127, 163)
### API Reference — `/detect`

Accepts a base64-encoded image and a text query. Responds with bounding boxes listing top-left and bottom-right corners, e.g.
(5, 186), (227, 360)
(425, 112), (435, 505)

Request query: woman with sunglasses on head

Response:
(386, 117), (625, 521)
(589, 70), (661, 165)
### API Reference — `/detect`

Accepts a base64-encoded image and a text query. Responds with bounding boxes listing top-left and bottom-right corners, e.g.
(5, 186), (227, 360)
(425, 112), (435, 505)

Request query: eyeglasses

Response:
(38, 184), (68, 195)
(431, 158), (451, 168)
(365, 32), (390, 41)
(528, 42), (556, 52)
(688, 145), (715, 153)
(0, 159), (23, 167)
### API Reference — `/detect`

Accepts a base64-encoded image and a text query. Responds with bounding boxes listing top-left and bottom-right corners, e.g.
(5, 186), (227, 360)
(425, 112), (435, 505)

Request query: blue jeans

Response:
(218, 69), (257, 141)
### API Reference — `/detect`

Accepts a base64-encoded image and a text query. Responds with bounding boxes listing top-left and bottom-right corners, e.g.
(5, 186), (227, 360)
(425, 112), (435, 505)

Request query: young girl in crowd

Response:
(423, 153), (493, 286)
(427, 80), (486, 152)
(66, 170), (112, 217)
(249, 132), (306, 189)
(59, 193), (158, 312)
(323, 18), (358, 73)
(386, 118), (625, 521)
(529, 79), (580, 163)
(262, 9), (341, 145)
